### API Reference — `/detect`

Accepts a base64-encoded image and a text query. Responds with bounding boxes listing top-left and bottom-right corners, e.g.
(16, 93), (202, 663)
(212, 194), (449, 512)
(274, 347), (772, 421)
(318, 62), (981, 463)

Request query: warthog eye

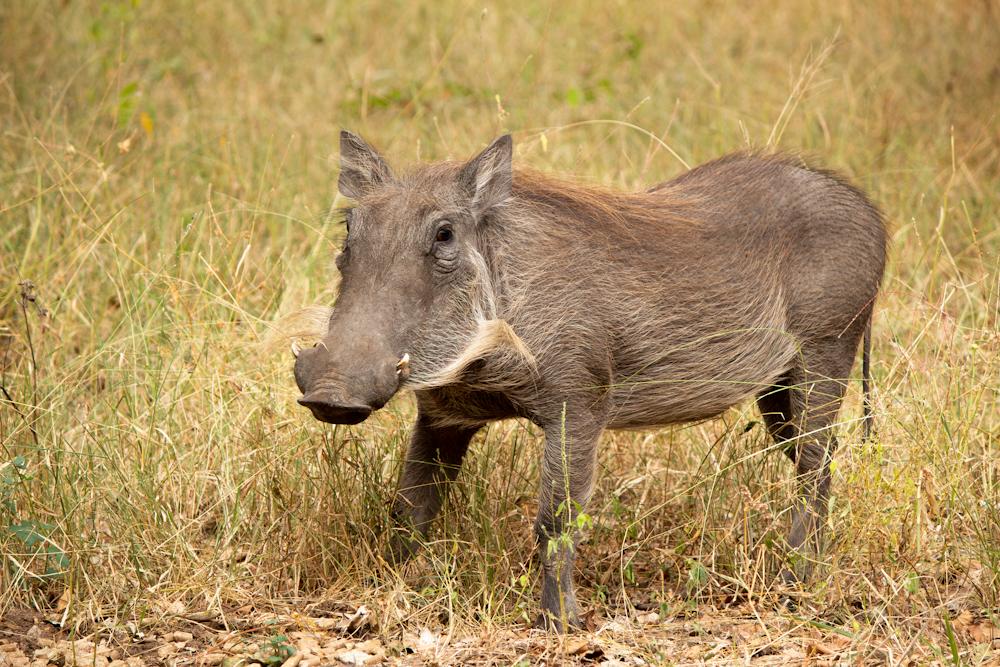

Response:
(431, 225), (457, 265)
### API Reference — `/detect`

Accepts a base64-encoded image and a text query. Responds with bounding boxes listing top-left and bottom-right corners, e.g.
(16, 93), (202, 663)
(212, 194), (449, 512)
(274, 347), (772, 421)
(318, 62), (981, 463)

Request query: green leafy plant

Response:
(5, 518), (69, 581)
(0, 456), (27, 515)
(257, 635), (294, 667)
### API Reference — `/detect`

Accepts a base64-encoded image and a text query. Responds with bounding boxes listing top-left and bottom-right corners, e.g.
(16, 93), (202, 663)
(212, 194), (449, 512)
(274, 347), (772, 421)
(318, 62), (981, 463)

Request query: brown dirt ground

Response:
(3, 600), (999, 667)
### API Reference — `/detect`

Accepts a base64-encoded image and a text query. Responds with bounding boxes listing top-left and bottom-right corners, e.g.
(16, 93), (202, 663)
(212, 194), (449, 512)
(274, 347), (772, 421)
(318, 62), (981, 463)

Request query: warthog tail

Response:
(862, 317), (874, 442)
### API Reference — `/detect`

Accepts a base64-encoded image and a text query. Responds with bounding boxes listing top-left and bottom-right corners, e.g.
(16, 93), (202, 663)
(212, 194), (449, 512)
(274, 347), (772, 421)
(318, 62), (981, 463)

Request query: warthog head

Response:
(293, 131), (515, 424)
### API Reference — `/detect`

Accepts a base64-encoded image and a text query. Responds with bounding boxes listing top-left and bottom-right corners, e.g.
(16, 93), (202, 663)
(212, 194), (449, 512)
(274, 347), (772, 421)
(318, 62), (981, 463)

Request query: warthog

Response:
(294, 131), (888, 630)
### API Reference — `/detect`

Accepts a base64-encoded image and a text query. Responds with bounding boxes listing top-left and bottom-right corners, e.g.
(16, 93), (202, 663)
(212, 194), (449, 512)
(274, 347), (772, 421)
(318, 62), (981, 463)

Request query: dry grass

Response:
(1, 0), (999, 663)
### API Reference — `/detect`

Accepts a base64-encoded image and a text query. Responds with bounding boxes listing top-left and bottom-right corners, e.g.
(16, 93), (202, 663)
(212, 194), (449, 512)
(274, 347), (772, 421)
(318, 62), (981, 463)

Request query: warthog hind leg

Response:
(757, 338), (859, 584)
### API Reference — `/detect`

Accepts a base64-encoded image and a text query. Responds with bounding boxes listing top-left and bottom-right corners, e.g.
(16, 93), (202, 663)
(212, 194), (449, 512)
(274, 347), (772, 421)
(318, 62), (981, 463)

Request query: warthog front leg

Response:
(534, 412), (603, 632)
(387, 412), (482, 564)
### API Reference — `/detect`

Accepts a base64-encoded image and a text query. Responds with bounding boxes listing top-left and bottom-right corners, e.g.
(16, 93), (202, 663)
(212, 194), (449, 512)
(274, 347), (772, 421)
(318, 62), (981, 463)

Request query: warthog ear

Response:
(459, 133), (513, 219)
(339, 130), (393, 199)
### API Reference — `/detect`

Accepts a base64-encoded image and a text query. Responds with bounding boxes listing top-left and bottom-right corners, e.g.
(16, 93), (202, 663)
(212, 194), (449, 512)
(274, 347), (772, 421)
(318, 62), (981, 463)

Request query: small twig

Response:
(837, 291), (881, 338)
(581, 97), (650, 167)
(496, 54), (534, 134)
(893, 618), (928, 667)
(639, 98), (681, 188)
(15, 276), (46, 449)
(0, 384), (40, 450)
(525, 120), (689, 170)
(767, 29), (839, 146)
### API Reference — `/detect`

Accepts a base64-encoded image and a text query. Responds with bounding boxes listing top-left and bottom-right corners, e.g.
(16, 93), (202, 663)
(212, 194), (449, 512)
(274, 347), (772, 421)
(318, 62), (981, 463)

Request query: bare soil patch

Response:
(4, 599), (998, 667)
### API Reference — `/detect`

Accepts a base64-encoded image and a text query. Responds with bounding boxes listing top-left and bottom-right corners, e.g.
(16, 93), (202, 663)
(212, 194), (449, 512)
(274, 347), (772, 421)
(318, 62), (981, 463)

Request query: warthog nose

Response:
(297, 389), (372, 425)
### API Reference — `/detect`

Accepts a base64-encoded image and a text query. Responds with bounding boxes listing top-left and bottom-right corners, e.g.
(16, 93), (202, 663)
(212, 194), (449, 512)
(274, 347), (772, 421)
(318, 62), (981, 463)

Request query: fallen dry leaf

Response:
(969, 621), (1000, 642)
(581, 608), (600, 632)
(810, 642), (836, 656)
(335, 606), (373, 635)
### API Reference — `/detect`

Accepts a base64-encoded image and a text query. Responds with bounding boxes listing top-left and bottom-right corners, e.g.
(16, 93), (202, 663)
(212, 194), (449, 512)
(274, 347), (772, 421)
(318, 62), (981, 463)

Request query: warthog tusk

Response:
(291, 341), (301, 358)
(396, 352), (410, 376)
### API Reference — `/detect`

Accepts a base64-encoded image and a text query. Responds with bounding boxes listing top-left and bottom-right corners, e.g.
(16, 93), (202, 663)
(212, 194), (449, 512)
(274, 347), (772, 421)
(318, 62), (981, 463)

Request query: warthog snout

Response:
(296, 388), (372, 425)
(293, 340), (402, 425)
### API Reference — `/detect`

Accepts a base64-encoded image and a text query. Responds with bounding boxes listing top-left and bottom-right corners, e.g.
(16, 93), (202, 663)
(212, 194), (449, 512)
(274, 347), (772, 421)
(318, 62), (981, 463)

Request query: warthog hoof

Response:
(532, 611), (583, 633)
